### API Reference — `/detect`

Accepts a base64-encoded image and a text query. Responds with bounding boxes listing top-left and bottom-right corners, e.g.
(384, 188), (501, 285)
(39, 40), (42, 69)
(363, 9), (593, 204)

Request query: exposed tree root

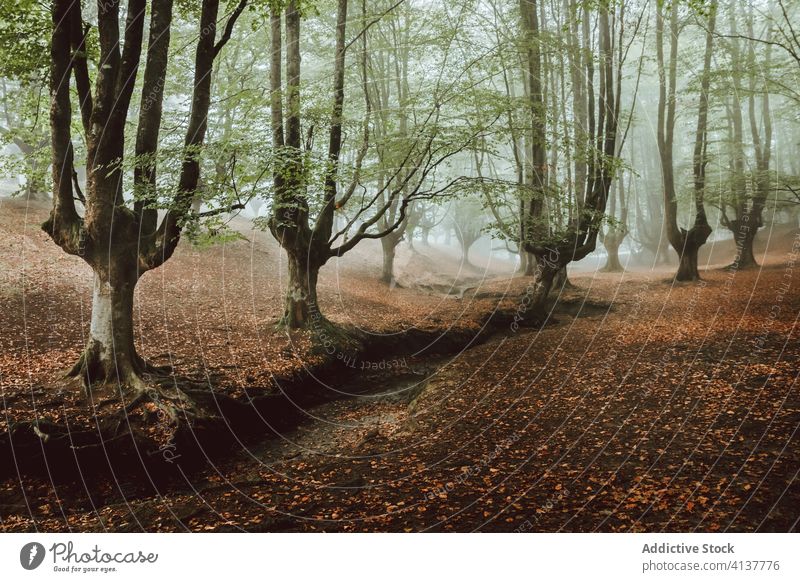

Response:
(66, 346), (175, 397)
(302, 318), (363, 360)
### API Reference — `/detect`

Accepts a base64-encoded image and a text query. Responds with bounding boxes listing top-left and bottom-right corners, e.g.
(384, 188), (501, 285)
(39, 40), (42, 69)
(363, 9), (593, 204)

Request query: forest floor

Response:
(0, 196), (798, 532)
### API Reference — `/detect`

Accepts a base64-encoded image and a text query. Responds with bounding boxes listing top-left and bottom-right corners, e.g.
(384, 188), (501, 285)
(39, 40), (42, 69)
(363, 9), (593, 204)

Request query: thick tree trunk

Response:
(731, 220), (758, 269)
(69, 264), (227, 436)
(283, 251), (322, 328)
(675, 239), (701, 281)
(602, 234), (624, 272)
(69, 266), (149, 392)
(673, 2), (714, 284)
(380, 235), (399, 284)
(673, 222), (711, 281)
(460, 239), (475, 269)
(516, 261), (558, 325)
(518, 251), (537, 276)
(551, 265), (570, 291)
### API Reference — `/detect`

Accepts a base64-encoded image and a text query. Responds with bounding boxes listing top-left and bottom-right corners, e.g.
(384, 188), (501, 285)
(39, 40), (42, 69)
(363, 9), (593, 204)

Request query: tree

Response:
(655, 0), (714, 282)
(600, 168), (629, 272)
(370, 0), (413, 285)
(515, 0), (633, 316)
(450, 198), (485, 269)
(473, 144), (531, 274)
(717, 0), (773, 269)
(453, 0), (535, 276)
(44, 0), (247, 394)
(266, 0), (482, 329)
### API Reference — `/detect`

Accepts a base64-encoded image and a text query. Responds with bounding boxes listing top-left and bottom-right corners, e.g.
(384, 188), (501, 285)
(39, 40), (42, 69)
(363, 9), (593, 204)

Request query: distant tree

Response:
(450, 198), (485, 269)
(713, 0), (773, 270)
(600, 168), (629, 272)
(0, 81), (49, 200)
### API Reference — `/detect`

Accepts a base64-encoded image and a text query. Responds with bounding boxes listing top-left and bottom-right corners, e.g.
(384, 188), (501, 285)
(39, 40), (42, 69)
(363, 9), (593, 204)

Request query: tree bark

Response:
(380, 231), (401, 285)
(731, 219), (758, 268)
(722, 1), (758, 271)
(518, 251), (537, 276)
(675, 240), (701, 282)
(520, 0), (548, 250)
(518, 262), (558, 324)
(268, 0), (351, 329)
(725, 3), (771, 271)
(602, 233), (624, 272)
(519, 0), (621, 313)
(69, 265), (145, 390)
(601, 171), (627, 273)
(552, 265), (570, 291)
(283, 250), (323, 329)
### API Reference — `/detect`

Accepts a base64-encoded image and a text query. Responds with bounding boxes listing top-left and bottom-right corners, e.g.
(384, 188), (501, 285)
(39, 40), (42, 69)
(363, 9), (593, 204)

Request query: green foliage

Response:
(183, 214), (247, 248)
(0, 0), (48, 79)
(248, 0), (320, 17)
(0, 79), (50, 198)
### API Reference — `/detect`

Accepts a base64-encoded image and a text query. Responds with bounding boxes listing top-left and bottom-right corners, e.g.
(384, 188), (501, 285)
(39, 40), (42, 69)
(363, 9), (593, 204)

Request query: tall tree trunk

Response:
(268, 0), (353, 329)
(657, 1), (711, 281)
(520, 0), (556, 315)
(269, 0), (319, 329)
(566, 0), (587, 208)
(730, 3), (772, 270)
(601, 171), (627, 272)
(656, 2), (681, 272)
(723, 0), (752, 270)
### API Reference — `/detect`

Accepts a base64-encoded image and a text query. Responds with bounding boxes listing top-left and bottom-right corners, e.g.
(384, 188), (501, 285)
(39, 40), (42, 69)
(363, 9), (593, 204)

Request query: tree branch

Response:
(214, 0), (248, 58)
